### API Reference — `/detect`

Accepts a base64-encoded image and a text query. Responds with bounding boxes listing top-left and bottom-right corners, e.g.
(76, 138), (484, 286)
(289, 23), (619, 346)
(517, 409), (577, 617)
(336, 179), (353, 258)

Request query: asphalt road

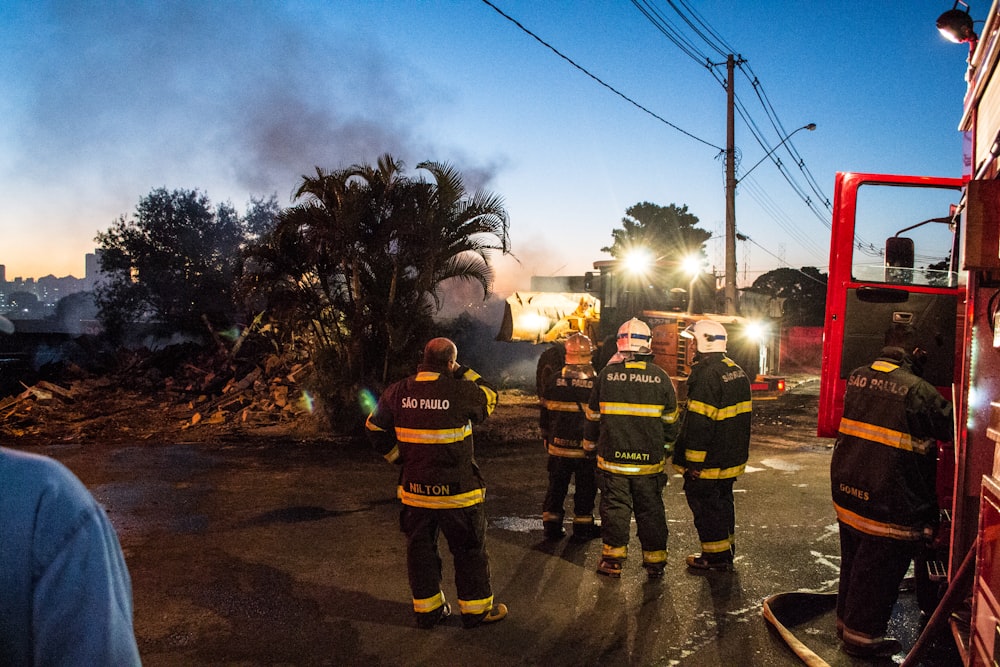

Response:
(17, 379), (962, 666)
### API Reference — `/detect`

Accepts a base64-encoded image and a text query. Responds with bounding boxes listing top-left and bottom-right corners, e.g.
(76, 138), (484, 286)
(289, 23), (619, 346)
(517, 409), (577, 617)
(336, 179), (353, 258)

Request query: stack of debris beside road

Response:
(181, 355), (314, 428)
(0, 347), (319, 442)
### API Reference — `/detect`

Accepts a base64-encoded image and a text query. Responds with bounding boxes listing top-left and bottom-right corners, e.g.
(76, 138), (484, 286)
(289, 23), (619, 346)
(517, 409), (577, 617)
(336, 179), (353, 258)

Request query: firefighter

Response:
(831, 323), (953, 658)
(539, 332), (600, 541)
(673, 319), (752, 572)
(365, 337), (508, 629)
(584, 318), (680, 579)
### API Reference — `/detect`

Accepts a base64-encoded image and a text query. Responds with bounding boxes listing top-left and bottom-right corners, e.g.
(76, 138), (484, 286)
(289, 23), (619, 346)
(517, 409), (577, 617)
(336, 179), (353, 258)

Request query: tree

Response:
(240, 154), (510, 429)
(602, 202), (712, 266)
(243, 194), (281, 241)
(94, 188), (247, 341)
(748, 267), (828, 327)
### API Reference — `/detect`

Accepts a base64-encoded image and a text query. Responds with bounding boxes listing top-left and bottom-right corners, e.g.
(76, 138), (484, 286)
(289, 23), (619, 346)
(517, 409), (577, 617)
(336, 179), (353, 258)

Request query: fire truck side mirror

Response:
(885, 236), (915, 269)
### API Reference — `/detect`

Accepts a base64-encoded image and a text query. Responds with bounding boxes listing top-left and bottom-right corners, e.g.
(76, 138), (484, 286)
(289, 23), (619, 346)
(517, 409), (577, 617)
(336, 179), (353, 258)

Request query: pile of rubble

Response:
(0, 347), (322, 443)
(169, 354), (315, 429)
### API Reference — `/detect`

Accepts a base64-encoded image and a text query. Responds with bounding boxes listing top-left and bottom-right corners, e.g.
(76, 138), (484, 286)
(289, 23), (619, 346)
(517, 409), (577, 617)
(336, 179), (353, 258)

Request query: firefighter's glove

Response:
(582, 439), (597, 453)
(684, 469), (702, 480)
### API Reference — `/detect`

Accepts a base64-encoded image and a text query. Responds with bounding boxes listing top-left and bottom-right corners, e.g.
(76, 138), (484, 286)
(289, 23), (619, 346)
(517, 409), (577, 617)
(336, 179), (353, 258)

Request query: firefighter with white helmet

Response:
(674, 318), (752, 572)
(539, 332), (600, 541)
(583, 318), (680, 579)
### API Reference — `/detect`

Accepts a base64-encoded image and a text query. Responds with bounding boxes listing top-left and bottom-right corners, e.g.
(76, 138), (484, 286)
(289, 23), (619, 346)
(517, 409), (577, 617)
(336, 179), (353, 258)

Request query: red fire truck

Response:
(816, 4), (1000, 663)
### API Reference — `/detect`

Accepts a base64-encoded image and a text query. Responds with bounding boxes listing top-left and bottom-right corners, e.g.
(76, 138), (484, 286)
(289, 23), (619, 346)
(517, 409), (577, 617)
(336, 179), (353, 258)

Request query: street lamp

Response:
(723, 122), (816, 315)
(738, 123), (817, 183)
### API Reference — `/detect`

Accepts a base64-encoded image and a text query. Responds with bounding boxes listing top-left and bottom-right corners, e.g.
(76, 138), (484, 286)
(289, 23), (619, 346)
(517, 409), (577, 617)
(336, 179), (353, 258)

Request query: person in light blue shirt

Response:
(1, 446), (141, 666)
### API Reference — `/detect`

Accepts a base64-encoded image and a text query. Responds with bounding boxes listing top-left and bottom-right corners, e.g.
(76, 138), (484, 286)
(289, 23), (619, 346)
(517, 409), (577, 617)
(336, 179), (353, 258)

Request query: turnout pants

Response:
(684, 476), (736, 562)
(542, 456), (597, 527)
(836, 522), (919, 646)
(400, 504), (494, 625)
(597, 470), (668, 565)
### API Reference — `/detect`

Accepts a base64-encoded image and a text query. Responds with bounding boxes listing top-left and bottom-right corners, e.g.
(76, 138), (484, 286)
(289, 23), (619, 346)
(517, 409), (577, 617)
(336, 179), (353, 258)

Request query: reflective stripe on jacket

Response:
(366, 365), (496, 509)
(540, 365), (595, 458)
(584, 358), (679, 475)
(830, 348), (953, 540)
(673, 353), (752, 479)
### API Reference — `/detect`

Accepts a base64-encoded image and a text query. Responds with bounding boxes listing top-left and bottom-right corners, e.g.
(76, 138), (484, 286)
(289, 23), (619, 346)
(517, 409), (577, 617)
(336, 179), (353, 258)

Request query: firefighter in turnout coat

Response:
(539, 333), (600, 541)
(584, 318), (680, 579)
(831, 323), (953, 658)
(366, 338), (508, 629)
(673, 319), (752, 572)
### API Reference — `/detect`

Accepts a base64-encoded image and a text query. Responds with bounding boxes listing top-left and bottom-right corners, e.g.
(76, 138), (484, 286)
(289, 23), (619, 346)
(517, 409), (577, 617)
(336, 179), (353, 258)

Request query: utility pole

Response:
(724, 54), (737, 315)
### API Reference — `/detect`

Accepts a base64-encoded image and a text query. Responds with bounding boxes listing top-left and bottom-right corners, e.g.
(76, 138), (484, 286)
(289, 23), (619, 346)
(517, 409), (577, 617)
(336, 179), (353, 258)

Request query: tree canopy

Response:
(86, 155), (510, 433)
(748, 266), (828, 326)
(602, 202), (712, 267)
(94, 188), (249, 341)
(240, 154), (511, 425)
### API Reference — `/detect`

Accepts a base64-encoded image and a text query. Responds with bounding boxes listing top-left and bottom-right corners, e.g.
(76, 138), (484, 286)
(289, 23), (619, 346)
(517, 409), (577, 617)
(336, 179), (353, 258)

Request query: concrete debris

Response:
(0, 346), (318, 442)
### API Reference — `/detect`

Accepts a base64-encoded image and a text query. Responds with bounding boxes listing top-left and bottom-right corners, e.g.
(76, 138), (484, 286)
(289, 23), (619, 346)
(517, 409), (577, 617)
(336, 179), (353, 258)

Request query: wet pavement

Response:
(18, 378), (963, 666)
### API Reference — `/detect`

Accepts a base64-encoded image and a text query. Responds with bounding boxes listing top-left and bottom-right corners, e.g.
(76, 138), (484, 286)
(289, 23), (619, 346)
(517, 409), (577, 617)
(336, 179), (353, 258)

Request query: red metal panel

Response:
(817, 172), (966, 438)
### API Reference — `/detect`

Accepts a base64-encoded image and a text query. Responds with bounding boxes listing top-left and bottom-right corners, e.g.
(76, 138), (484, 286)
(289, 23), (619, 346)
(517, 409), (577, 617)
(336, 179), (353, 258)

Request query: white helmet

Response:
(683, 319), (728, 353)
(564, 333), (594, 364)
(616, 318), (652, 354)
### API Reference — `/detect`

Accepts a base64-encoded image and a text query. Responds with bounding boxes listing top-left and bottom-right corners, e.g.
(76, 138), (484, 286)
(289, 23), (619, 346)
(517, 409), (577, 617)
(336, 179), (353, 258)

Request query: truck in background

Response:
(497, 255), (785, 399)
(814, 3), (1000, 663)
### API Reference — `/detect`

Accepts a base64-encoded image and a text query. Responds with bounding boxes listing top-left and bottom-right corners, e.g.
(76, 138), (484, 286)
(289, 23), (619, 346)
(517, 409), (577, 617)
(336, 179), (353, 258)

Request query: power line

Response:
(631, 0), (711, 63)
(742, 235), (829, 286)
(739, 176), (828, 259)
(480, 0), (833, 270)
(629, 0), (833, 254)
(480, 0), (723, 151)
(736, 61), (831, 211)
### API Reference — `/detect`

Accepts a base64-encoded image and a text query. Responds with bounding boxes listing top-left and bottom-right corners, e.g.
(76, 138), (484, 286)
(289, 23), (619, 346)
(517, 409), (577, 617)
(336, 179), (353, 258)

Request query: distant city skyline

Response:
(0, 252), (100, 306)
(0, 252), (97, 282)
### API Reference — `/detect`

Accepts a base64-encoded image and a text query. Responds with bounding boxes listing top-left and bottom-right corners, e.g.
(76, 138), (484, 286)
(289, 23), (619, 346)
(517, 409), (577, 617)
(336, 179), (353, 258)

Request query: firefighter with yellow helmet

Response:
(673, 319), (752, 572)
(539, 332), (600, 541)
(584, 318), (680, 578)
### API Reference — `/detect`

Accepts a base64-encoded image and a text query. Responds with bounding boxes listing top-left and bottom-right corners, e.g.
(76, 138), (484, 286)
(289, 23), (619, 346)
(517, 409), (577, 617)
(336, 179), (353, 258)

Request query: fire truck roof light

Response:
(937, 2), (978, 44)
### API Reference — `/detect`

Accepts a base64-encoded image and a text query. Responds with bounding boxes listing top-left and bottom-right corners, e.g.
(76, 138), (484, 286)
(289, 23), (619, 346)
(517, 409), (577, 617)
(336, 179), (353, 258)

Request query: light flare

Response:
(358, 388), (378, 415)
(298, 390), (316, 414)
(622, 248), (654, 275)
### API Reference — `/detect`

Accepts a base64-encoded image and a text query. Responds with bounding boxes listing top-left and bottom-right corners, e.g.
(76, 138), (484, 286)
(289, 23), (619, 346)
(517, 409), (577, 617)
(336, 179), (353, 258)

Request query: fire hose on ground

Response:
(761, 538), (976, 666)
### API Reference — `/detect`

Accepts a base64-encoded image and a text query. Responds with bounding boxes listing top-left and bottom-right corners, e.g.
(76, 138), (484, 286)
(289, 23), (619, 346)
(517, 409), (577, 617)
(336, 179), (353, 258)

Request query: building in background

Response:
(0, 251), (103, 319)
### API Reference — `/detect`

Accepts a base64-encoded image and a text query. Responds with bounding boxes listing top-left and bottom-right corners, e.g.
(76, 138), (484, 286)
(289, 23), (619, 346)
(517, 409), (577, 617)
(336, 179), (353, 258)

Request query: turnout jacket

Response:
(831, 347), (953, 540)
(540, 364), (595, 458)
(673, 352), (752, 479)
(584, 357), (680, 475)
(366, 364), (498, 509)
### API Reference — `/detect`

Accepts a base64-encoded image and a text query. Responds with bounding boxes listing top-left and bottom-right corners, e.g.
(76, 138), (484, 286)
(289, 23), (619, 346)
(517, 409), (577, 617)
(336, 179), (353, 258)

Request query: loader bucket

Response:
(497, 292), (599, 344)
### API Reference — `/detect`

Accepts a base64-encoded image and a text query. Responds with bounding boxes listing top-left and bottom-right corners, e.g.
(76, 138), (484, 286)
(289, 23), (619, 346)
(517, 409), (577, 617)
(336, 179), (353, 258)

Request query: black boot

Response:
(543, 521), (565, 540)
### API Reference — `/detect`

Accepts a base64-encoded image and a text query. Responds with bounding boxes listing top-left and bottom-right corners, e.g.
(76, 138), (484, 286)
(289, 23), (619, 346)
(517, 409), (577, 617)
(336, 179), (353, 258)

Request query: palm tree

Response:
(240, 154), (510, 429)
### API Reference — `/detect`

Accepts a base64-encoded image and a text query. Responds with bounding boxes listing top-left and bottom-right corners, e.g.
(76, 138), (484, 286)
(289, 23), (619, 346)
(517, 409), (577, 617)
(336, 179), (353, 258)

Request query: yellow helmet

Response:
(564, 333), (594, 364)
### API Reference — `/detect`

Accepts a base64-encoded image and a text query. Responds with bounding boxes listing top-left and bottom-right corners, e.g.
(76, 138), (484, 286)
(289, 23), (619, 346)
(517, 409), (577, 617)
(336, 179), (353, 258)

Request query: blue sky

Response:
(0, 1), (972, 297)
